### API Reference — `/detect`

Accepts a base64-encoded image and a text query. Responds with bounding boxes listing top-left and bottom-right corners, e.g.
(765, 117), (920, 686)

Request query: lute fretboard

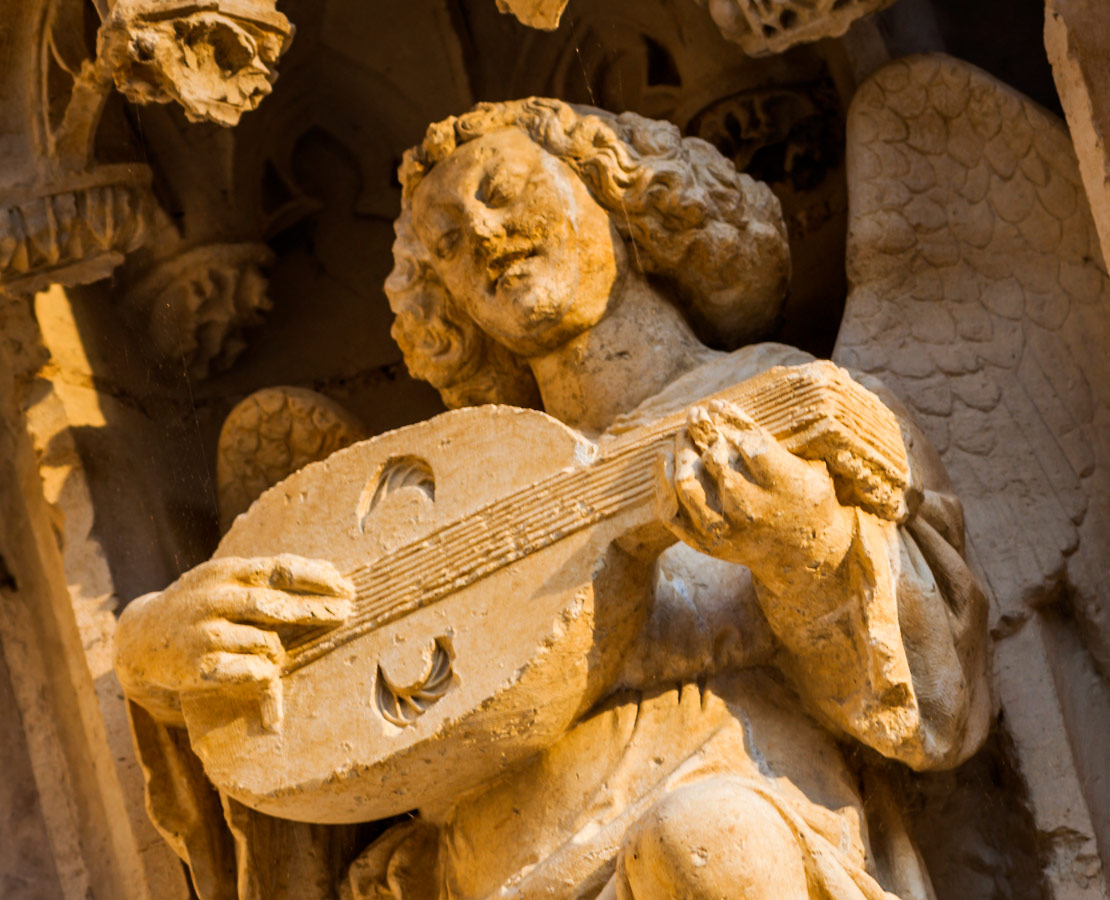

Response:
(283, 363), (907, 672)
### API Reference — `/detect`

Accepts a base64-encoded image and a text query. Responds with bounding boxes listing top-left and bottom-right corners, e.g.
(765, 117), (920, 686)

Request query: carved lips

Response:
(487, 244), (541, 291)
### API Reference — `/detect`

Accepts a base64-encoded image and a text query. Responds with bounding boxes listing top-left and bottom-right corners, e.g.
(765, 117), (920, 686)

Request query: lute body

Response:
(182, 362), (909, 823)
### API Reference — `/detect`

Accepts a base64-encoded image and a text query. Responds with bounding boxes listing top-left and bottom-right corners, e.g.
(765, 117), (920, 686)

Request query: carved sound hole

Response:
(358, 455), (434, 531)
(376, 638), (453, 727)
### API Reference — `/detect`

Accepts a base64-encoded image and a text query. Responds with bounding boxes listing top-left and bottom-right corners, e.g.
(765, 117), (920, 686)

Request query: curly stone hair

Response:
(386, 98), (790, 409)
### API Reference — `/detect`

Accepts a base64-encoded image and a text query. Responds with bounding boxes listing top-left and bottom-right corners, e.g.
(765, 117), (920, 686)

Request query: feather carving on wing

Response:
(216, 387), (368, 528)
(836, 55), (1110, 674)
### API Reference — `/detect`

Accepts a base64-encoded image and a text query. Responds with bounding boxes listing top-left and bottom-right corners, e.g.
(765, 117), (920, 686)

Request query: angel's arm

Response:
(667, 386), (990, 770)
(759, 483), (990, 771)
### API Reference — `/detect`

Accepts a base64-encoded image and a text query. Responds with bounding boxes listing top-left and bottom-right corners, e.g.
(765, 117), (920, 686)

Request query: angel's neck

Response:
(528, 278), (719, 435)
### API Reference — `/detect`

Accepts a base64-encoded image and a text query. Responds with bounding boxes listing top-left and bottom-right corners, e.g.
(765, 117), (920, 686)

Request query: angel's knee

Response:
(616, 778), (809, 900)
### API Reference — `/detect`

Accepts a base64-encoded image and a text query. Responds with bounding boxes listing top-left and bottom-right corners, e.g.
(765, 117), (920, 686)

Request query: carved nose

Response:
(465, 202), (504, 241)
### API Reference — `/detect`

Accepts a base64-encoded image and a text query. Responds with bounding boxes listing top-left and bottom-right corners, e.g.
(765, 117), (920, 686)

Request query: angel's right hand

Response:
(113, 555), (352, 724)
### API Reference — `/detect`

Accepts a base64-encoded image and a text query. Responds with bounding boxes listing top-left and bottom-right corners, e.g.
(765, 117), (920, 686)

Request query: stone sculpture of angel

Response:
(111, 53), (1108, 900)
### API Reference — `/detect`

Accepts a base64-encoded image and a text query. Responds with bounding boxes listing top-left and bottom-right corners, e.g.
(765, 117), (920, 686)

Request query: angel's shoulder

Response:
(608, 342), (814, 432)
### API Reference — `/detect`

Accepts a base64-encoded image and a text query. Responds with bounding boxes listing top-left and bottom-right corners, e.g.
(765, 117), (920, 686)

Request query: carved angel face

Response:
(410, 129), (624, 358)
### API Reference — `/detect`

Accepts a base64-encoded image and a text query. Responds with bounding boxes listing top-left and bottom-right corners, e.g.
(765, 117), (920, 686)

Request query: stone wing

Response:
(837, 54), (1110, 666)
(216, 386), (368, 527)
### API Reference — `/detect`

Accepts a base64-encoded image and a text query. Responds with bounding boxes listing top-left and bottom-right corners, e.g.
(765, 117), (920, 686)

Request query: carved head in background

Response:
(385, 99), (791, 409)
(98, 1), (293, 127)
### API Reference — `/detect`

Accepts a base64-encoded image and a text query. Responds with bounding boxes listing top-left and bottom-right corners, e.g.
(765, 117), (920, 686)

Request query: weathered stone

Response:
(494, 0), (569, 30)
(691, 0), (901, 57)
(842, 54), (1110, 899)
(115, 96), (992, 900)
(97, 0), (294, 127)
(0, 4), (1106, 900)
(1045, 0), (1110, 268)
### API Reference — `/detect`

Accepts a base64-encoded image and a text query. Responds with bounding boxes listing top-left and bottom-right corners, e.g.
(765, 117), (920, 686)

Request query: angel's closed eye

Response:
(435, 228), (462, 259)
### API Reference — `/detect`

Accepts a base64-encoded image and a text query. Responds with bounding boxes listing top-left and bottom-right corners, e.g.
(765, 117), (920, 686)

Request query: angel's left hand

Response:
(662, 400), (855, 578)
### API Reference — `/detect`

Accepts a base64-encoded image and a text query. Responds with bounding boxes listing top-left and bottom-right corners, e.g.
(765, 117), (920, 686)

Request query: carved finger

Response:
(232, 555), (354, 598)
(698, 437), (763, 525)
(198, 620), (284, 662)
(706, 400), (792, 488)
(685, 405), (721, 454)
(211, 587), (351, 628)
(653, 447), (681, 524)
(268, 555), (355, 597)
(672, 438), (728, 542)
(705, 399), (760, 430)
(197, 651), (280, 686)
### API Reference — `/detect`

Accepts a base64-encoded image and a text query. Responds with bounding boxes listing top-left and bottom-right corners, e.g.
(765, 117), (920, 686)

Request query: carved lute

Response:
(183, 361), (910, 824)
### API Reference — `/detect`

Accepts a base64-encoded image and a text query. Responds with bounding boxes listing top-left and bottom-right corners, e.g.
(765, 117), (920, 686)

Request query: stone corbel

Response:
(494, 0), (901, 57)
(691, 0), (900, 56)
(97, 0), (294, 127)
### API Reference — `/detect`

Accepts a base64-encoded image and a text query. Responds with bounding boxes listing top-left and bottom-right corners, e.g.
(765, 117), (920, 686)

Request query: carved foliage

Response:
(690, 0), (899, 56)
(121, 241), (273, 379)
(0, 167), (153, 295)
(98, 0), (293, 127)
(687, 80), (843, 192)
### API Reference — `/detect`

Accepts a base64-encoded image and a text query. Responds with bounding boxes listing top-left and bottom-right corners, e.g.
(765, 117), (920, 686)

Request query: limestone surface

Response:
(115, 96), (991, 900)
(98, 0), (293, 126)
(839, 54), (1110, 897)
(0, 2), (1102, 897)
(1045, 0), (1110, 267)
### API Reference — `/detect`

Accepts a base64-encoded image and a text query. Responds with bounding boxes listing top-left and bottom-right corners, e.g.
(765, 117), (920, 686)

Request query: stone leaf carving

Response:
(216, 386), (368, 526)
(690, 0), (900, 56)
(0, 166), (154, 295)
(120, 241), (273, 379)
(97, 0), (294, 126)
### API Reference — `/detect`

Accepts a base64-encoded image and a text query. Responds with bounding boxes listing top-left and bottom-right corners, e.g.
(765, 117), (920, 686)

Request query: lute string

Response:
(282, 373), (907, 671)
(284, 434), (667, 669)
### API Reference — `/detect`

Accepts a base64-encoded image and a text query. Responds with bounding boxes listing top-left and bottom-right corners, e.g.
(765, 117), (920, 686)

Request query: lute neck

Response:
(281, 361), (909, 673)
